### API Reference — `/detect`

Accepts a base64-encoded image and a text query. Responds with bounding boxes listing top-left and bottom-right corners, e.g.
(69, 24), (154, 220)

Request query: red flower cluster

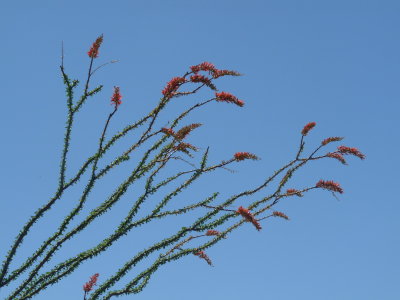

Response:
(316, 180), (343, 194)
(87, 35), (103, 58)
(194, 250), (213, 266)
(162, 77), (186, 97)
(161, 127), (175, 136)
(215, 92), (244, 107)
(234, 152), (259, 161)
(321, 136), (344, 146)
(237, 206), (261, 231)
(190, 62), (240, 79)
(175, 123), (202, 140)
(83, 273), (99, 292)
(327, 152), (347, 165)
(206, 230), (220, 236)
(301, 122), (316, 136)
(190, 74), (216, 90)
(337, 146), (365, 160)
(286, 188), (303, 197)
(213, 69), (241, 78)
(273, 211), (289, 220)
(190, 62), (216, 74)
(174, 142), (198, 152)
(111, 86), (122, 108)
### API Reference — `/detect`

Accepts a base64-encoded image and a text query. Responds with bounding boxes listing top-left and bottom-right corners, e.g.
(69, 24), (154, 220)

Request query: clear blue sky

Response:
(1, 1), (399, 299)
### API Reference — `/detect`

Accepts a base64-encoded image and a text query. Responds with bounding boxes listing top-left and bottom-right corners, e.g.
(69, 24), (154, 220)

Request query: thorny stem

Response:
(0, 58), (82, 285)
(2, 69), (207, 288)
(1, 59), (116, 287)
(8, 93), (220, 298)
(7, 140), (169, 299)
(2, 95), (214, 291)
(18, 154), (230, 298)
(202, 205), (236, 212)
(74, 57), (94, 113)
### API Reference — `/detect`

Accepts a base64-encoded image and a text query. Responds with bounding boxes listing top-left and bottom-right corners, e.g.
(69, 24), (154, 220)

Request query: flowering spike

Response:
(194, 250), (213, 266)
(234, 152), (259, 161)
(174, 142), (198, 156)
(273, 211), (290, 220)
(111, 86), (122, 108)
(83, 273), (99, 292)
(190, 62), (216, 74)
(190, 74), (216, 90)
(175, 123), (202, 140)
(87, 35), (103, 58)
(213, 69), (241, 78)
(206, 230), (220, 236)
(162, 77), (186, 97)
(326, 152), (347, 165)
(316, 180), (343, 194)
(237, 206), (261, 231)
(286, 188), (303, 197)
(161, 127), (175, 137)
(301, 122), (316, 136)
(321, 137), (344, 146)
(337, 146), (365, 160)
(215, 92), (244, 107)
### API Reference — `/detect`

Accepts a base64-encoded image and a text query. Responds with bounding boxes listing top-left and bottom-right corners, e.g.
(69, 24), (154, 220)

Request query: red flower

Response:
(206, 230), (220, 236)
(273, 211), (289, 220)
(337, 146), (365, 160)
(194, 250), (213, 266)
(234, 152), (259, 161)
(83, 273), (99, 292)
(162, 77), (186, 97)
(215, 92), (244, 107)
(286, 188), (303, 197)
(321, 137), (344, 146)
(327, 152), (347, 165)
(237, 206), (261, 231)
(190, 74), (216, 90)
(87, 35), (103, 58)
(190, 62), (241, 80)
(316, 180), (343, 194)
(190, 62), (216, 74)
(111, 86), (122, 108)
(175, 123), (202, 140)
(190, 74), (211, 84)
(161, 127), (175, 136)
(301, 122), (316, 136)
(212, 69), (241, 78)
(174, 142), (198, 153)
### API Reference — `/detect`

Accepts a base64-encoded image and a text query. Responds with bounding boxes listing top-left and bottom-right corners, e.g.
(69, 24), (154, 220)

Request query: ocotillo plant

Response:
(0, 35), (365, 300)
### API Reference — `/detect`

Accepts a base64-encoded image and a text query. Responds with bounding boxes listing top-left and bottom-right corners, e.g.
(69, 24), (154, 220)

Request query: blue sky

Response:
(1, 1), (399, 299)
